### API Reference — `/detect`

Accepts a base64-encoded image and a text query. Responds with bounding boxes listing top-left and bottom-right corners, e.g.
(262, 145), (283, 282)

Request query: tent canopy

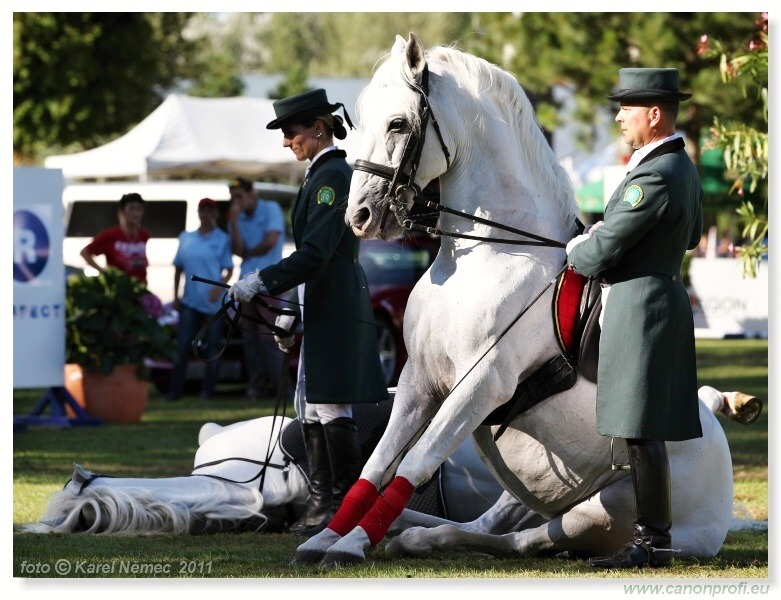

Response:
(44, 94), (365, 182)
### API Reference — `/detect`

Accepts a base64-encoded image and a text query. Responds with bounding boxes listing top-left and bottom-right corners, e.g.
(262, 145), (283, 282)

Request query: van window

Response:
(66, 200), (188, 239)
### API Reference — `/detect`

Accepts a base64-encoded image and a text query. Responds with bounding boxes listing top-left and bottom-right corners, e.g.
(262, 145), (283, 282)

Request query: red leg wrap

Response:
(357, 476), (415, 547)
(327, 478), (379, 537)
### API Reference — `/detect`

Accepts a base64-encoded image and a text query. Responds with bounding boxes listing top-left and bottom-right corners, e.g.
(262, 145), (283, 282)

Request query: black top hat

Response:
(266, 88), (355, 133)
(607, 68), (692, 103)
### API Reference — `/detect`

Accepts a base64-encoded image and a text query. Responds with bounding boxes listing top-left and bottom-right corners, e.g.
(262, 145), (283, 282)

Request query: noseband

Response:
(353, 63), (451, 228)
(353, 63), (572, 249)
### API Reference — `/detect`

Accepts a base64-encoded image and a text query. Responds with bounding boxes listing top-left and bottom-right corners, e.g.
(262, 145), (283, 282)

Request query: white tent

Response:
(44, 94), (365, 182)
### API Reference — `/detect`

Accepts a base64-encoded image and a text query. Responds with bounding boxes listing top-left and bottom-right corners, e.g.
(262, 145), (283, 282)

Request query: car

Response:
(148, 232), (440, 394)
(360, 233), (440, 384)
(61, 180), (299, 304)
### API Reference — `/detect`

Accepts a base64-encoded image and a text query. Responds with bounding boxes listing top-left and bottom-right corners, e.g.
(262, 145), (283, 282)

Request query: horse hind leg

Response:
(387, 480), (634, 560)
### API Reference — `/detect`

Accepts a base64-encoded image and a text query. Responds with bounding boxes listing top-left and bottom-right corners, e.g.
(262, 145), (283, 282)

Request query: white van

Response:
(63, 180), (298, 303)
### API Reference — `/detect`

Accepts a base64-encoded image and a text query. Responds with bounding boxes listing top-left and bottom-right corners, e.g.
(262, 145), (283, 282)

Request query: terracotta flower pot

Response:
(64, 364), (87, 417)
(76, 364), (149, 424)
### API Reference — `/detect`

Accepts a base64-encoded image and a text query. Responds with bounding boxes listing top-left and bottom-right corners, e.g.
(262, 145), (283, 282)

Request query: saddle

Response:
(553, 268), (602, 382)
(483, 268), (602, 440)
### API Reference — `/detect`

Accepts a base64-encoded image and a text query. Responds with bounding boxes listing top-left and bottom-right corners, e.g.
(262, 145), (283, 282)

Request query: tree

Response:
(698, 14), (768, 277)
(13, 13), (198, 162)
(460, 13), (762, 154)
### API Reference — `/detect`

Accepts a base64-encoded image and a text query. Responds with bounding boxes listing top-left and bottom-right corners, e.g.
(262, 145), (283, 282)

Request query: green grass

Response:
(13, 339), (768, 579)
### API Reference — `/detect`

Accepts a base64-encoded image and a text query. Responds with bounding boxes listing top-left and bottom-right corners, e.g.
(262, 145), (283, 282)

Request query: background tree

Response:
(13, 13), (199, 162)
(260, 13), (325, 98)
(460, 13), (761, 153)
(698, 14), (768, 277)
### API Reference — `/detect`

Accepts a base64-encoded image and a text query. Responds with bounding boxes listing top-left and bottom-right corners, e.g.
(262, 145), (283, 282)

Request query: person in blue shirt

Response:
(167, 198), (234, 401)
(227, 177), (287, 400)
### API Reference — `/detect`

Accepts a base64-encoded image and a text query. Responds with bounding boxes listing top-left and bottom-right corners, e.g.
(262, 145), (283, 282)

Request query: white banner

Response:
(13, 168), (65, 388)
(688, 257), (769, 338)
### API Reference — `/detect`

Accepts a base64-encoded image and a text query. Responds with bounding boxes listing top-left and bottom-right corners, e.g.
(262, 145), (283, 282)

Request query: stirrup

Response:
(611, 438), (630, 470)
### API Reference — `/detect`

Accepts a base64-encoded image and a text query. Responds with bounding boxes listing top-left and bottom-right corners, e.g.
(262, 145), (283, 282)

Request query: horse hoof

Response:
(385, 533), (432, 558)
(320, 550), (365, 569)
(289, 549), (326, 566)
(722, 392), (763, 425)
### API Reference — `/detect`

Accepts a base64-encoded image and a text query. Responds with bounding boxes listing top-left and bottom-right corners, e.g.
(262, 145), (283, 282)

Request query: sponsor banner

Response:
(14, 168), (65, 388)
(688, 257), (768, 339)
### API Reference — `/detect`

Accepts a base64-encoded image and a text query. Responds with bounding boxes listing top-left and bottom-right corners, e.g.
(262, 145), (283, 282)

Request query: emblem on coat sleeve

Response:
(622, 185), (644, 207)
(316, 186), (336, 206)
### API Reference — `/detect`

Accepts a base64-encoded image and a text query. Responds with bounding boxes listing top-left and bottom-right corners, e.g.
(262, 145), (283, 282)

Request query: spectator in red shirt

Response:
(80, 193), (151, 282)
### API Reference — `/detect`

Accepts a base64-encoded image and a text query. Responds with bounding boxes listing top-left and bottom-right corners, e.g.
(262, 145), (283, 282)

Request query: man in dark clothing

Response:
(567, 68), (703, 568)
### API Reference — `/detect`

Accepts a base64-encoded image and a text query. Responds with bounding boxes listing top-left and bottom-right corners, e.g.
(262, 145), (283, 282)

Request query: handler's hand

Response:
(585, 220), (604, 235)
(229, 270), (266, 303)
(274, 314), (296, 353)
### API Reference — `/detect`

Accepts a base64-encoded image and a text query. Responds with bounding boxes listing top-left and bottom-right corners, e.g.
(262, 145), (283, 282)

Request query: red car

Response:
(150, 233), (440, 393)
(357, 233), (440, 384)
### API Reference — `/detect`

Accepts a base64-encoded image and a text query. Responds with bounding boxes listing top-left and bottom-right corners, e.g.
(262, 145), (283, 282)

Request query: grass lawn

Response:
(12, 339), (768, 580)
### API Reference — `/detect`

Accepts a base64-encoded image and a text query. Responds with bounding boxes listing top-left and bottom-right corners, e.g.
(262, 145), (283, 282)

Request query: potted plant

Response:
(65, 267), (176, 423)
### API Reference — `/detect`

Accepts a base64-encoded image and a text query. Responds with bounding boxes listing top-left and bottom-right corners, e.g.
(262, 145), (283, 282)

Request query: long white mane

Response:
(26, 470), (267, 535)
(357, 42), (576, 224)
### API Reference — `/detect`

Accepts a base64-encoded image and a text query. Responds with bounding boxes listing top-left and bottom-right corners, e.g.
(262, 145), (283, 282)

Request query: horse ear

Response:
(392, 35), (406, 55)
(405, 32), (426, 80)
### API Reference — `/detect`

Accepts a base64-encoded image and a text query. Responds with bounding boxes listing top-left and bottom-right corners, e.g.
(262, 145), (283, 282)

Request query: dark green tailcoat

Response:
(260, 150), (387, 405)
(568, 138), (703, 441)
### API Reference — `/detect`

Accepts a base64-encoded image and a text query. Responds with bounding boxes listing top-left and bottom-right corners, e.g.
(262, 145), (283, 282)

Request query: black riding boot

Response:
(288, 422), (333, 535)
(294, 417), (362, 538)
(590, 439), (673, 569)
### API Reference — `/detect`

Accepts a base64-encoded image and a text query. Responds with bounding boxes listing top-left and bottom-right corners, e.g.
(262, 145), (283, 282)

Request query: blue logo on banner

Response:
(14, 209), (50, 282)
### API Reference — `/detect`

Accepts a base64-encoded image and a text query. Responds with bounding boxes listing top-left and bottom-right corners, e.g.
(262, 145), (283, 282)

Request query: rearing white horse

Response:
(292, 33), (739, 567)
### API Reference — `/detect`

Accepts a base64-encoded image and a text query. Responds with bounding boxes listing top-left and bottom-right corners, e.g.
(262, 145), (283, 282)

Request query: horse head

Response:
(347, 33), (450, 240)
(347, 33), (577, 249)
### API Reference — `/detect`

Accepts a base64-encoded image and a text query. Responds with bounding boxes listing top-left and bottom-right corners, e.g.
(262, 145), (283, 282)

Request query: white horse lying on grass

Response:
(21, 386), (761, 543)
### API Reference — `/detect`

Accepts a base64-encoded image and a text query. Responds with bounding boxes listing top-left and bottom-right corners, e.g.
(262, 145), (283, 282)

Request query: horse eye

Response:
(388, 118), (407, 133)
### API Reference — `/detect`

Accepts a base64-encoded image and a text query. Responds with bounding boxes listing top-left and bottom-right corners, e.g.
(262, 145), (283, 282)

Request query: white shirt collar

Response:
(625, 133), (682, 173)
(305, 145), (338, 177)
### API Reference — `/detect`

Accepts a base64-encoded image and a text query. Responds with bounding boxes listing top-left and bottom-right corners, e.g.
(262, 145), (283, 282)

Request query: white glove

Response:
(586, 220), (604, 235)
(274, 313), (296, 353)
(229, 270), (267, 303)
(566, 233), (591, 255)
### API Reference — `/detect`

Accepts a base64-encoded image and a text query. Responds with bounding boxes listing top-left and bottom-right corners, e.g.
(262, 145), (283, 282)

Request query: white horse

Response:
(22, 416), (307, 535)
(21, 387), (758, 538)
(292, 33), (758, 567)
(20, 402), (504, 535)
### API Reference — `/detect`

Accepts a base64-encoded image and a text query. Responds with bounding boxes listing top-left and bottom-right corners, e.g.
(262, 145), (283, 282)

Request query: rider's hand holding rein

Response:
(229, 270), (267, 303)
(565, 221), (603, 256)
(274, 314), (296, 353)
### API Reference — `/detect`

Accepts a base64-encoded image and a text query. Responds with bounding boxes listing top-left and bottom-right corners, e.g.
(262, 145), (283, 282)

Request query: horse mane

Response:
(359, 41), (576, 222)
(24, 478), (267, 535)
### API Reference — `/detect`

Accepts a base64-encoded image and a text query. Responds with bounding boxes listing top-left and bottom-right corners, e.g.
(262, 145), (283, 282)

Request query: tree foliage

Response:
(698, 15), (768, 277)
(13, 13), (199, 161)
(459, 13), (762, 152)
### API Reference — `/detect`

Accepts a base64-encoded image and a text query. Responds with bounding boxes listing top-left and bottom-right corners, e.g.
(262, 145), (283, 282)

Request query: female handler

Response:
(229, 89), (387, 537)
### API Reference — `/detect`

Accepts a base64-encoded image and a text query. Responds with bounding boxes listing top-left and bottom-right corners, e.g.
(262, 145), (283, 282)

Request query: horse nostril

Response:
(353, 207), (371, 228)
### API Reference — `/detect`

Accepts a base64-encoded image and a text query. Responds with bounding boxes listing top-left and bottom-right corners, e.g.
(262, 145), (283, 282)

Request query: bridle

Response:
(353, 62), (574, 249)
(354, 63), (450, 233)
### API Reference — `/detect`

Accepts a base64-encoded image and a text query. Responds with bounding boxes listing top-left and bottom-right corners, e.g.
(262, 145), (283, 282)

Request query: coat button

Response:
(671, 275), (677, 281)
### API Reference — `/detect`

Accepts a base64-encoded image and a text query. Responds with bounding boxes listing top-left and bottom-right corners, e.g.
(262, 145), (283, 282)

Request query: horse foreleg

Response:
(291, 374), (439, 566)
(317, 364), (514, 567)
